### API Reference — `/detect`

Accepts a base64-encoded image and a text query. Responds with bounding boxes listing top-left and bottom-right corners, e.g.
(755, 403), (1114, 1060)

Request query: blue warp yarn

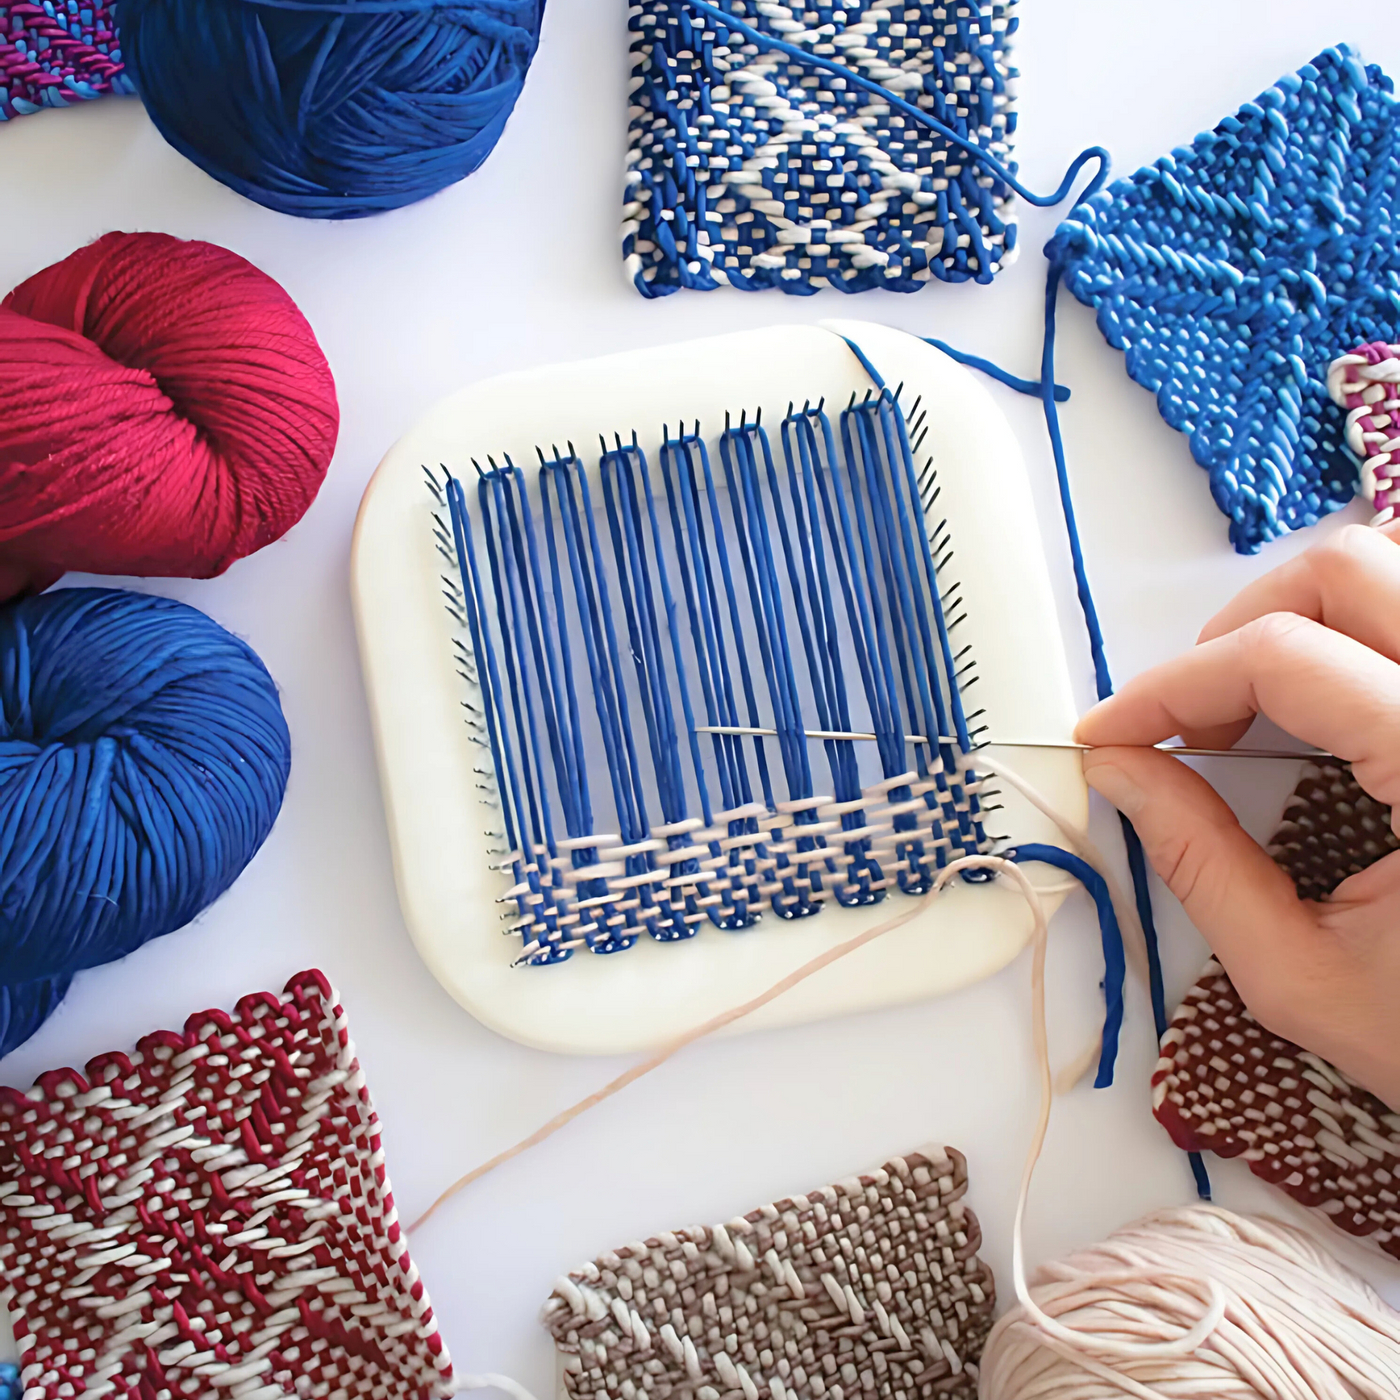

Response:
(120, 0), (544, 219)
(0, 588), (291, 1059)
(0, 1362), (16, 1400)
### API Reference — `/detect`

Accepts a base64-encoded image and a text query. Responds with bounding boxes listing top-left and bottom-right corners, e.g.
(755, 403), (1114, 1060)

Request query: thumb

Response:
(1081, 747), (1314, 981)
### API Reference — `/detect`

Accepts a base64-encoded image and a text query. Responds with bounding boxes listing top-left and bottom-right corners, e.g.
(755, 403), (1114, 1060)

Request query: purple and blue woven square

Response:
(0, 0), (131, 120)
(1049, 45), (1400, 554)
(625, 0), (1020, 297)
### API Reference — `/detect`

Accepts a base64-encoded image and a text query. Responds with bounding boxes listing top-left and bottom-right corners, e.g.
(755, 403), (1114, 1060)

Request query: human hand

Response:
(1075, 523), (1400, 1110)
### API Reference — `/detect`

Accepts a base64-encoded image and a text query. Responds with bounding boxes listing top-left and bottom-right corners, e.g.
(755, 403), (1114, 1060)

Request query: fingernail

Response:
(1083, 759), (1145, 818)
(1072, 700), (1110, 745)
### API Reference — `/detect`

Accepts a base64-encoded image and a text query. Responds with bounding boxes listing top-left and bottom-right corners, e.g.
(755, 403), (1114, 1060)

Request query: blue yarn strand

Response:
(1009, 843), (1126, 1088)
(771, 33), (1201, 1183)
(634, 438), (717, 830)
(0, 588), (290, 1059)
(1038, 267), (1114, 703)
(1036, 255), (1212, 1198)
(922, 339), (1071, 403)
(682, 0), (1109, 213)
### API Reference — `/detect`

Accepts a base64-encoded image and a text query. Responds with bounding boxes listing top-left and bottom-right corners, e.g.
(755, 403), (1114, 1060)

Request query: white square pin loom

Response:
(352, 320), (1085, 1054)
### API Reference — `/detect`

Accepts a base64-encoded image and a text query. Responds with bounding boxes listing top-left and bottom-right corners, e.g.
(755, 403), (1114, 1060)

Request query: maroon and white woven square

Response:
(1152, 959), (1400, 1259)
(0, 971), (453, 1399)
(1153, 760), (1400, 1258)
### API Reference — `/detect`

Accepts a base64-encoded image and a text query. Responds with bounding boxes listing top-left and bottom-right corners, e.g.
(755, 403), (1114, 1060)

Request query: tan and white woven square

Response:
(542, 1148), (994, 1400)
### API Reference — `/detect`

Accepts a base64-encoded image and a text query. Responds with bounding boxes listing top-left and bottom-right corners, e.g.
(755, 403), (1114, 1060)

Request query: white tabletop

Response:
(4, 0), (1399, 1383)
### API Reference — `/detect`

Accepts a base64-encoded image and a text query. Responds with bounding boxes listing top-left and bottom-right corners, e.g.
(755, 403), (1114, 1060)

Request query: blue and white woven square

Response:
(624, 0), (1020, 296)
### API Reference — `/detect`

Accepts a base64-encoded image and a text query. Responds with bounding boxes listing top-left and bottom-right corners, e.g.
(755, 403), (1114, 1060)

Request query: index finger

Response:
(1074, 612), (1400, 806)
(1199, 521), (1400, 656)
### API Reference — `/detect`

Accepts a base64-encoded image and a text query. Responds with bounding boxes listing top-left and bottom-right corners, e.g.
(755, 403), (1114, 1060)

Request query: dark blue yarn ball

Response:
(120, 0), (545, 219)
(0, 588), (291, 1058)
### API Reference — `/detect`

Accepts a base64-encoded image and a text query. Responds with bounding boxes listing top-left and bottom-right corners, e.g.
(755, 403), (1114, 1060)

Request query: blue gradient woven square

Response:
(1048, 45), (1400, 554)
(625, 0), (1020, 296)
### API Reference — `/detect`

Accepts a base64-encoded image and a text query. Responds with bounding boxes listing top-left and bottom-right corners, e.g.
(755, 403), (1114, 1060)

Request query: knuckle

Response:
(1252, 610), (1308, 643)
(1151, 832), (1208, 909)
(1237, 609), (1311, 660)
(1307, 523), (1380, 582)
(1330, 522), (1376, 560)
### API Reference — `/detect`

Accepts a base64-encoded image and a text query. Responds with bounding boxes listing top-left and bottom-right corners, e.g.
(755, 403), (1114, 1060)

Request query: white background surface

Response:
(3, 0), (1399, 1386)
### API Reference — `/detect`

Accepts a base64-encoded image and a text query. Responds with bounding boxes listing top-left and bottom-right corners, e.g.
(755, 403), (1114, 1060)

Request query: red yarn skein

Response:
(0, 232), (339, 600)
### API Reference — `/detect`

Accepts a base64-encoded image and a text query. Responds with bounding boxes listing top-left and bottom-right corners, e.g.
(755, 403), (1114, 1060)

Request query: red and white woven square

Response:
(1153, 761), (1400, 1259)
(0, 971), (453, 1399)
(1152, 959), (1400, 1259)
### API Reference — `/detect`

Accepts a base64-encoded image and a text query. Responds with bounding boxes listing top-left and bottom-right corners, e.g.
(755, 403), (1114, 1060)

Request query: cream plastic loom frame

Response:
(352, 321), (1086, 1055)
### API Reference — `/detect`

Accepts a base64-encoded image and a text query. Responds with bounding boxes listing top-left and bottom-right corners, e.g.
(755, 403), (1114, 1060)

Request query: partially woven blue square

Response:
(1048, 45), (1400, 554)
(625, 0), (1020, 297)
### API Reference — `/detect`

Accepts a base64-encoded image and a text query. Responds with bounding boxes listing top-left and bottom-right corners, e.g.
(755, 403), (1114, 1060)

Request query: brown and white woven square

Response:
(1153, 761), (1400, 1259)
(1269, 759), (1399, 901)
(541, 1148), (994, 1400)
(0, 971), (453, 1399)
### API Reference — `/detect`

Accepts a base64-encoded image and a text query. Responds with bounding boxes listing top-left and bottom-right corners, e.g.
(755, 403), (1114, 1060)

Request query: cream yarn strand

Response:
(972, 773), (1400, 1400)
(410, 851), (1053, 1234)
(411, 756), (1116, 1234)
(416, 756), (1400, 1399)
(979, 1208), (1400, 1399)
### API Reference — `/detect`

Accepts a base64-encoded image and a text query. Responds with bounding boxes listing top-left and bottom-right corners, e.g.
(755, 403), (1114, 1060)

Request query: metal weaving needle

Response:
(692, 725), (1328, 761)
(976, 739), (1329, 762)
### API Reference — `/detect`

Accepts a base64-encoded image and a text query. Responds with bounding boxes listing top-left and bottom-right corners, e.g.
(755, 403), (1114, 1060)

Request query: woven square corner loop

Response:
(0, 972), (454, 1400)
(542, 1147), (996, 1400)
(1329, 341), (1400, 526)
(1048, 44), (1400, 554)
(624, 1), (1020, 298)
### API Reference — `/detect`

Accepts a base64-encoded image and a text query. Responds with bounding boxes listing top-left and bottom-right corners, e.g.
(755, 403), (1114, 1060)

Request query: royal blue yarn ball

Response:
(120, 0), (545, 219)
(0, 588), (291, 1058)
